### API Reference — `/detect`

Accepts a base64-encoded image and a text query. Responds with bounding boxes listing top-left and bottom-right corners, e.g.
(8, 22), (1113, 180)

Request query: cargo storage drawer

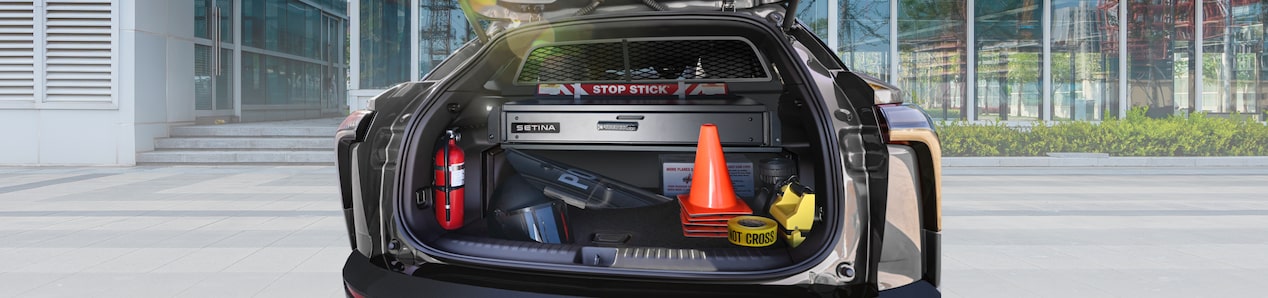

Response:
(492, 101), (773, 146)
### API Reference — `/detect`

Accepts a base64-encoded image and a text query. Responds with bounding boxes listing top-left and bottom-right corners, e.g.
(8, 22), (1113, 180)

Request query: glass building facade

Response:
(351, 0), (470, 91)
(811, 0), (1267, 121)
(350, 0), (1266, 121)
(194, 0), (348, 121)
(355, 0), (409, 89)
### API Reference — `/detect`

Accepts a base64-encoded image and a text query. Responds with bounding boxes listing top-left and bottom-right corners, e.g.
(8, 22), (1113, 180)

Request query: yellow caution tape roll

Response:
(727, 216), (778, 247)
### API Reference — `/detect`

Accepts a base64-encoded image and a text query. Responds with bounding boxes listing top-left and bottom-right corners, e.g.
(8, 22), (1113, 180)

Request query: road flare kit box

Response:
(660, 154), (754, 199)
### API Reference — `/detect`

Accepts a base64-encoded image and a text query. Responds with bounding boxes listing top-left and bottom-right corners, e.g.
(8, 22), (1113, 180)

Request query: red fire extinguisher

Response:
(434, 129), (465, 230)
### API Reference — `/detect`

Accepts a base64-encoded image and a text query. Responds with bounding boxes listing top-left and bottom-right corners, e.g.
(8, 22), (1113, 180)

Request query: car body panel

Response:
(344, 250), (939, 297)
(880, 145), (923, 289)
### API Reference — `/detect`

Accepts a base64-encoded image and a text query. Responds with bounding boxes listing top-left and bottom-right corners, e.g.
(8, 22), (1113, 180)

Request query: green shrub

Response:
(935, 107), (1268, 156)
(925, 108), (962, 120)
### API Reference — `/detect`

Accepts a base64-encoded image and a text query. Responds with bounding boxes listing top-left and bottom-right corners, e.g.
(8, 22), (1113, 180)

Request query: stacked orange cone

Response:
(679, 124), (753, 237)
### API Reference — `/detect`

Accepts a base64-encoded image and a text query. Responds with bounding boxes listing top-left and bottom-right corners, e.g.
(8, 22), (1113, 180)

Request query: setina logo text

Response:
(512, 122), (561, 133)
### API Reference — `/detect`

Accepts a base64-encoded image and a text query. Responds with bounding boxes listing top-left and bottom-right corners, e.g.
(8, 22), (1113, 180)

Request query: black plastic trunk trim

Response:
(432, 234), (793, 272)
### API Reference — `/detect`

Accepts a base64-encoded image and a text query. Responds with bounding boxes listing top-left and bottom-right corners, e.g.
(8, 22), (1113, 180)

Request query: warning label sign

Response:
(660, 154), (754, 198)
(537, 83), (728, 97)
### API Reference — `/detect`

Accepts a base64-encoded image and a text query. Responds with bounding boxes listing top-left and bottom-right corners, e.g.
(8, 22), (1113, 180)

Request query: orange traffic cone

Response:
(678, 124), (753, 218)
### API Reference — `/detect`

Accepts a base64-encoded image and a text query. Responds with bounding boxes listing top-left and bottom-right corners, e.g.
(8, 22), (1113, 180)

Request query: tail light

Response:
(337, 110), (375, 250)
(337, 110), (374, 144)
(345, 282), (367, 298)
(874, 104), (933, 145)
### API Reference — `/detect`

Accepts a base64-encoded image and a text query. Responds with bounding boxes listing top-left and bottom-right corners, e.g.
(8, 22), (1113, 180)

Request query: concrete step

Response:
(171, 126), (334, 138)
(155, 137), (331, 150)
(149, 118), (341, 165)
(137, 150), (335, 164)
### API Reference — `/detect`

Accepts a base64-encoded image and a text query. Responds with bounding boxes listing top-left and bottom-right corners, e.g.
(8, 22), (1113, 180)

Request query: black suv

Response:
(337, 1), (942, 296)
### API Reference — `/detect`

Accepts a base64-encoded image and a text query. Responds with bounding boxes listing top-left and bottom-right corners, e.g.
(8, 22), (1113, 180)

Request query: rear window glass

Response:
(516, 38), (769, 84)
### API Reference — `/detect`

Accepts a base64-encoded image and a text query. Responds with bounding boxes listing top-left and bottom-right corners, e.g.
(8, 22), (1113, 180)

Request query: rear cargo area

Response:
(459, 148), (795, 250)
(400, 92), (832, 272)
(394, 20), (840, 275)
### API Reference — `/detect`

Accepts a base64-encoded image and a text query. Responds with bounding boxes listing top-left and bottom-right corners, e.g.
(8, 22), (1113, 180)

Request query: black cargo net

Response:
(517, 39), (768, 83)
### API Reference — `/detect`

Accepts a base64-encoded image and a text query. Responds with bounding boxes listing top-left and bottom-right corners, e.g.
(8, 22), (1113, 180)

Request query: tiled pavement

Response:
(2, 165), (1267, 297)
(0, 166), (346, 297)
(940, 167), (1268, 297)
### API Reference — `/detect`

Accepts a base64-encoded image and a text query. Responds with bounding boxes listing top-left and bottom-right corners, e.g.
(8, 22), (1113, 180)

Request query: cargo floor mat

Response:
(567, 201), (787, 249)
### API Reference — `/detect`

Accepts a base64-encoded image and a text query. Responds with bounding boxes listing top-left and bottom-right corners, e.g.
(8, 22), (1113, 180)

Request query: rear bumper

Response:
(342, 252), (560, 297)
(342, 252), (939, 297)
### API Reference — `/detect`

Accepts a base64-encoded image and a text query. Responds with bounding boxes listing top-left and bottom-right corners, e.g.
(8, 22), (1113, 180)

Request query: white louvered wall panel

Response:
(0, 1), (36, 102)
(43, 0), (112, 103)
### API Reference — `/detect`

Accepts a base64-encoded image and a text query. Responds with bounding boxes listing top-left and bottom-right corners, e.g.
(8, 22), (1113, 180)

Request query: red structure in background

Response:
(1095, 0), (1265, 117)
(422, 0), (456, 68)
(1096, 0), (1245, 58)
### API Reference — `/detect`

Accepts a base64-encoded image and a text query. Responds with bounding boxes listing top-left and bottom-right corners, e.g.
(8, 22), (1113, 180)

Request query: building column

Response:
(233, 0), (242, 119)
(828, 0), (839, 53)
(1041, 0), (1052, 121)
(348, 0), (361, 111)
(349, 0), (360, 92)
(409, 0), (420, 81)
(1220, 1), (1233, 113)
(889, 0), (899, 86)
(966, 0), (976, 121)
(1118, 1), (1128, 119)
(1194, 0), (1203, 113)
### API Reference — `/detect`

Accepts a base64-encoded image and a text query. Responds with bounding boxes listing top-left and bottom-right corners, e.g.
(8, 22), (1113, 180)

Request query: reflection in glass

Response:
(1203, 0), (1262, 120)
(242, 0), (326, 60)
(193, 0), (347, 116)
(975, 1), (1043, 121)
(242, 52), (261, 105)
(1052, 0), (1121, 120)
(195, 46), (211, 110)
(798, 0), (831, 39)
(194, 46), (233, 111)
(242, 53), (325, 106)
(1124, 0), (1195, 118)
(321, 14), (346, 110)
(195, 0), (207, 39)
(360, 0), (410, 89)
(839, 0), (893, 82)
(899, 0), (968, 120)
(418, 2), (473, 76)
(216, 48), (233, 110)
(195, 0), (232, 40)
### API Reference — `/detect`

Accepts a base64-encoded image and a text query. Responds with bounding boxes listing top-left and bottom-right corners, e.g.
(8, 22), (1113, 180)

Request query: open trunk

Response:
(393, 14), (845, 278)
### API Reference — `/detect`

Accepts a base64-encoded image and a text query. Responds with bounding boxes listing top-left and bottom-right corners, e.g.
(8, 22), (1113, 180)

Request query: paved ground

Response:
(941, 167), (1268, 297)
(1, 166), (1266, 297)
(0, 166), (346, 297)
